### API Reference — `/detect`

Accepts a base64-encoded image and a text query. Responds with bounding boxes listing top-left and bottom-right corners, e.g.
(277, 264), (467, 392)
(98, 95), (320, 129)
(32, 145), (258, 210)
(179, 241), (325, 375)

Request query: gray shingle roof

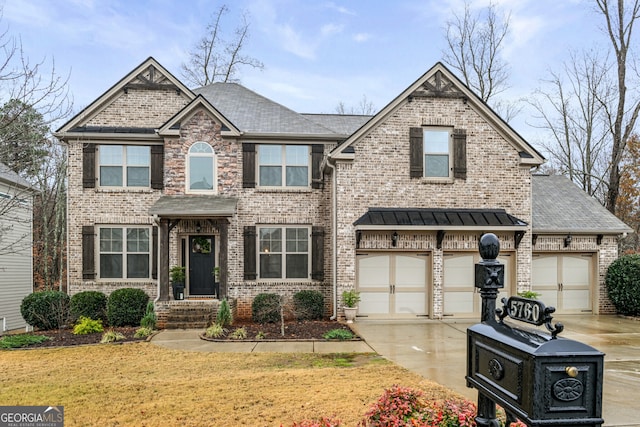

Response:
(193, 83), (338, 136)
(532, 175), (632, 234)
(0, 162), (32, 189)
(301, 114), (372, 135)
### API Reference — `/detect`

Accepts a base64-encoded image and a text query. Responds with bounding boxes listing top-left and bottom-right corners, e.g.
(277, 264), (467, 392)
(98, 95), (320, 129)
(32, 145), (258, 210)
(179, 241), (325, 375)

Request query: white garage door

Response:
(443, 252), (514, 318)
(532, 253), (593, 314)
(357, 252), (430, 318)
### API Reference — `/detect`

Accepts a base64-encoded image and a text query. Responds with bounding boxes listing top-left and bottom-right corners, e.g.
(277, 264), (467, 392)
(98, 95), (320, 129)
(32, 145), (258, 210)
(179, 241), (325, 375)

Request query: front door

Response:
(189, 235), (215, 296)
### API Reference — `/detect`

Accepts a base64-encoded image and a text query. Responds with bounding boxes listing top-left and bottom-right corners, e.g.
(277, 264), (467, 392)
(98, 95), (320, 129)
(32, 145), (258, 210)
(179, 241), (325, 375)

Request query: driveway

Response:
(351, 315), (640, 427)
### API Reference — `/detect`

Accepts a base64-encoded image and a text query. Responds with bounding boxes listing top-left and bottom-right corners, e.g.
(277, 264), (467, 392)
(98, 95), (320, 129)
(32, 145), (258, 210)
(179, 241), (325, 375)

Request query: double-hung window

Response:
(99, 226), (150, 279)
(99, 145), (150, 187)
(258, 145), (309, 187)
(423, 129), (451, 178)
(188, 142), (216, 193)
(259, 226), (309, 279)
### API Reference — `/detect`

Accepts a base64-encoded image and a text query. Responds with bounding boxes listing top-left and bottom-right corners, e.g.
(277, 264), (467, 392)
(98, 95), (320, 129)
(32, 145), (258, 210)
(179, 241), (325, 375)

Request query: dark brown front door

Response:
(189, 235), (215, 295)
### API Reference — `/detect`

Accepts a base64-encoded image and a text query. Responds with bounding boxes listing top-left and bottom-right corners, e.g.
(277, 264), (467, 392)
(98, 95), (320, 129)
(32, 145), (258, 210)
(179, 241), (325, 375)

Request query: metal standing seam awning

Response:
(353, 207), (529, 248)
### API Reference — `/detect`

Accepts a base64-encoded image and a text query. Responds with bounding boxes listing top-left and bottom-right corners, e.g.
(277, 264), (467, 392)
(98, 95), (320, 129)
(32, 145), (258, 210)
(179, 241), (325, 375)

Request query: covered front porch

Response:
(149, 194), (237, 303)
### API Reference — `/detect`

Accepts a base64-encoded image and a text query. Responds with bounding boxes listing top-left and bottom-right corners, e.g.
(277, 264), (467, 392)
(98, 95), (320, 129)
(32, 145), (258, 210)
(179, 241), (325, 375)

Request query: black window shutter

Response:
(453, 129), (467, 179)
(311, 226), (325, 281)
(242, 143), (256, 188)
(152, 226), (158, 280)
(83, 144), (96, 188)
(311, 144), (323, 189)
(243, 226), (257, 280)
(82, 225), (96, 279)
(409, 128), (423, 178)
(150, 145), (164, 189)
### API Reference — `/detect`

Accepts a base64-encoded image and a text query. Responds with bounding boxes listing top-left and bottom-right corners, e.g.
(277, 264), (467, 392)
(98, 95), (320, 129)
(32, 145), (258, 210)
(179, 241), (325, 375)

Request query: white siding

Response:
(0, 181), (33, 332)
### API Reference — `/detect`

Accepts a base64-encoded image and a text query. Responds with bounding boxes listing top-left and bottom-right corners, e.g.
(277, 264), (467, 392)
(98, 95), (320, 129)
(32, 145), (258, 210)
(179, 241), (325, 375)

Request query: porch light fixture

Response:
(196, 221), (201, 233)
(391, 231), (399, 247)
(564, 234), (572, 247)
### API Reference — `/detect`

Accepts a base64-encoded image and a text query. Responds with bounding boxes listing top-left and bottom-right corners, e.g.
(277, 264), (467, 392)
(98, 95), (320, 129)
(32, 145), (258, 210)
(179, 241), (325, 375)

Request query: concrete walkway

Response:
(351, 315), (640, 427)
(150, 329), (374, 353)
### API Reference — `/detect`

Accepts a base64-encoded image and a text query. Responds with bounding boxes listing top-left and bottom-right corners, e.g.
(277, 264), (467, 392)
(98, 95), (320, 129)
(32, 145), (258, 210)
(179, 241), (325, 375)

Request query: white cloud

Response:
(276, 24), (317, 60)
(323, 2), (356, 16)
(321, 23), (344, 37)
(353, 33), (372, 43)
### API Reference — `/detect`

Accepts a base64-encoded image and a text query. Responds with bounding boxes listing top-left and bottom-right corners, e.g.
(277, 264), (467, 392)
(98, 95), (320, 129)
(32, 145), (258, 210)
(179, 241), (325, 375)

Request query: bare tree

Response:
(335, 94), (377, 115)
(442, 1), (511, 105)
(181, 5), (264, 87)
(595, 0), (640, 214)
(528, 50), (612, 202)
(0, 9), (71, 288)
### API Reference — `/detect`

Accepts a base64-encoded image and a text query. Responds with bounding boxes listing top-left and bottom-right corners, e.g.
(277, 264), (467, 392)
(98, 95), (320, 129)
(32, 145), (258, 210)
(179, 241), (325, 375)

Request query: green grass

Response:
(0, 334), (50, 349)
(322, 328), (354, 340)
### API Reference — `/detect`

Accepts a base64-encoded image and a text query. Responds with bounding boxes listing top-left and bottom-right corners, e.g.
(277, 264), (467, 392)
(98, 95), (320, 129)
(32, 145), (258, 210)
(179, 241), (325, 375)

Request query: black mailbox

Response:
(467, 314), (604, 426)
(467, 234), (605, 427)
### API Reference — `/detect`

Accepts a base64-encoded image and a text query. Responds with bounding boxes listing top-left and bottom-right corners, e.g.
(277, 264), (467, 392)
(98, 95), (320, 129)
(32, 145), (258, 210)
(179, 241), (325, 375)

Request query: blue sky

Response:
(2, 0), (606, 143)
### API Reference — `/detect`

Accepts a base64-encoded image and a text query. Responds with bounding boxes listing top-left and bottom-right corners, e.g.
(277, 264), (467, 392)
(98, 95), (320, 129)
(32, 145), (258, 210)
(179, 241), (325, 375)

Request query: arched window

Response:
(188, 142), (216, 193)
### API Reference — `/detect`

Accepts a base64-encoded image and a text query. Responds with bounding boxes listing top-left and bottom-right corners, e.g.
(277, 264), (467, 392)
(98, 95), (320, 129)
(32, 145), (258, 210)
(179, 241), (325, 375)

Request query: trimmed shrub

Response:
(20, 290), (70, 330)
(140, 302), (157, 329)
(70, 291), (107, 323)
(106, 288), (149, 327)
(293, 290), (324, 320)
(252, 293), (281, 323)
(216, 299), (233, 327)
(73, 317), (104, 335)
(606, 254), (640, 315)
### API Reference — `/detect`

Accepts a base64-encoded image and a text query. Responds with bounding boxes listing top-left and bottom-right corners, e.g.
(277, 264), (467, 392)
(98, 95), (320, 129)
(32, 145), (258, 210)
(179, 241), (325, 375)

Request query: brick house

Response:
(55, 57), (630, 326)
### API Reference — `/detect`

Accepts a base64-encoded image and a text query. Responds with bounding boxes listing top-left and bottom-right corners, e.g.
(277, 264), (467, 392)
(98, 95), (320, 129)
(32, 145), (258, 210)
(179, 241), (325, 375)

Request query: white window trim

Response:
(186, 141), (217, 194)
(423, 128), (453, 179)
(96, 225), (152, 281)
(257, 225), (311, 281)
(257, 144), (311, 188)
(97, 145), (151, 189)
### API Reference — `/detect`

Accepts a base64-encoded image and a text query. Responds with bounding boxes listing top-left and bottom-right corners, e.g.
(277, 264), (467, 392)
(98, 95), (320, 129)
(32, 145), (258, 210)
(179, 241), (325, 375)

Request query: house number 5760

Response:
(507, 296), (545, 325)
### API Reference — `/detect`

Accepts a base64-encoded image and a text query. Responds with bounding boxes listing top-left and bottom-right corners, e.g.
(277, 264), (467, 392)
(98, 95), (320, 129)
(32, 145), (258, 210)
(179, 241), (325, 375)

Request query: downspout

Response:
(326, 158), (338, 320)
(152, 214), (160, 303)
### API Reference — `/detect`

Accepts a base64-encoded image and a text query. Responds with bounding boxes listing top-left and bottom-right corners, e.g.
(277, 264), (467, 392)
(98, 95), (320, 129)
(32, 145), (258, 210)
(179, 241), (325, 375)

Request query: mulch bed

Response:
(7, 327), (145, 349)
(212, 320), (359, 341)
(3, 321), (359, 348)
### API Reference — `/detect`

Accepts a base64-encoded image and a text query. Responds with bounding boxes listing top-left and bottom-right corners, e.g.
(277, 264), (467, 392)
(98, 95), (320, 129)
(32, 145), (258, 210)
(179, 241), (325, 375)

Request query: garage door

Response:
(532, 254), (593, 314)
(357, 252), (430, 318)
(443, 252), (514, 318)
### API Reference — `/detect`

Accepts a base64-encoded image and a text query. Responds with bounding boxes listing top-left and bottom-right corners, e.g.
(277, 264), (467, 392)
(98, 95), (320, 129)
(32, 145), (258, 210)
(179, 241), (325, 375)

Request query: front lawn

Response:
(0, 342), (459, 426)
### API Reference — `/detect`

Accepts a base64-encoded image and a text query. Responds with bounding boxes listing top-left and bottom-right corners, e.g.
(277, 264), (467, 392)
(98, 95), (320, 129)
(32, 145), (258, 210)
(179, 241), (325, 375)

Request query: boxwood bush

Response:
(252, 293), (281, 323)
(293, 290), (324, 320)
(70, 291), (108, 323)
(606, 253), (640, 316)
(107, 288), (149, 327)
(20, 290), (70, 330)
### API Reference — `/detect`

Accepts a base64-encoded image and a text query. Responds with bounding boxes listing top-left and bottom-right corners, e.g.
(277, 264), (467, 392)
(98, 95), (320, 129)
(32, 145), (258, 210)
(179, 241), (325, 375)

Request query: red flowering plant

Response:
(287, 417), (342, 427)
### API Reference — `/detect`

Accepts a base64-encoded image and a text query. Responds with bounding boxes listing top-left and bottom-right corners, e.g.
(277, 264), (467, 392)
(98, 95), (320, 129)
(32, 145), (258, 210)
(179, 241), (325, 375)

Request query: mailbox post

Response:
(467, 233), (604, 427)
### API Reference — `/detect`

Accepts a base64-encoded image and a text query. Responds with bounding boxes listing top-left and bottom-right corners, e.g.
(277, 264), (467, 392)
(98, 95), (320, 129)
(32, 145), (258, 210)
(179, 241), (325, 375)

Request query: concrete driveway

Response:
(351, 315), (640, 427)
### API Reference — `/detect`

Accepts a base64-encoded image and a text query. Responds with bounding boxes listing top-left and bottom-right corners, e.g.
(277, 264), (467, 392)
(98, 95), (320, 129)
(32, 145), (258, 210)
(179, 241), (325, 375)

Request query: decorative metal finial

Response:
(479, 233), (500, 261)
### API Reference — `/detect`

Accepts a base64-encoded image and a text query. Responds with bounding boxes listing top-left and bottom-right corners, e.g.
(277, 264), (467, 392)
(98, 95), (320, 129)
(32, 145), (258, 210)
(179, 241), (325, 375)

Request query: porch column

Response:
(219, 219), (228, 299)
(158, 218), (170, 301)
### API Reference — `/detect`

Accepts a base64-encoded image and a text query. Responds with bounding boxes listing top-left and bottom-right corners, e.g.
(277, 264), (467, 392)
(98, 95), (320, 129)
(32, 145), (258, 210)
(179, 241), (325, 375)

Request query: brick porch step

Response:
(156, 300), (220, 329)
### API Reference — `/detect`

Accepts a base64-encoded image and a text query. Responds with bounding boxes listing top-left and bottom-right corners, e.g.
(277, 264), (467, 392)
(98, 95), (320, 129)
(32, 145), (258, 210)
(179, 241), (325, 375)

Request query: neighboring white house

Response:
(0, 162), (34, 333)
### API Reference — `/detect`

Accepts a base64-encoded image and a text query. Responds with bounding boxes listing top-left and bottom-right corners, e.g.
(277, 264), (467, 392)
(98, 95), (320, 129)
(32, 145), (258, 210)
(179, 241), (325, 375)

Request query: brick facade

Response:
(59, 58), (625, 324)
